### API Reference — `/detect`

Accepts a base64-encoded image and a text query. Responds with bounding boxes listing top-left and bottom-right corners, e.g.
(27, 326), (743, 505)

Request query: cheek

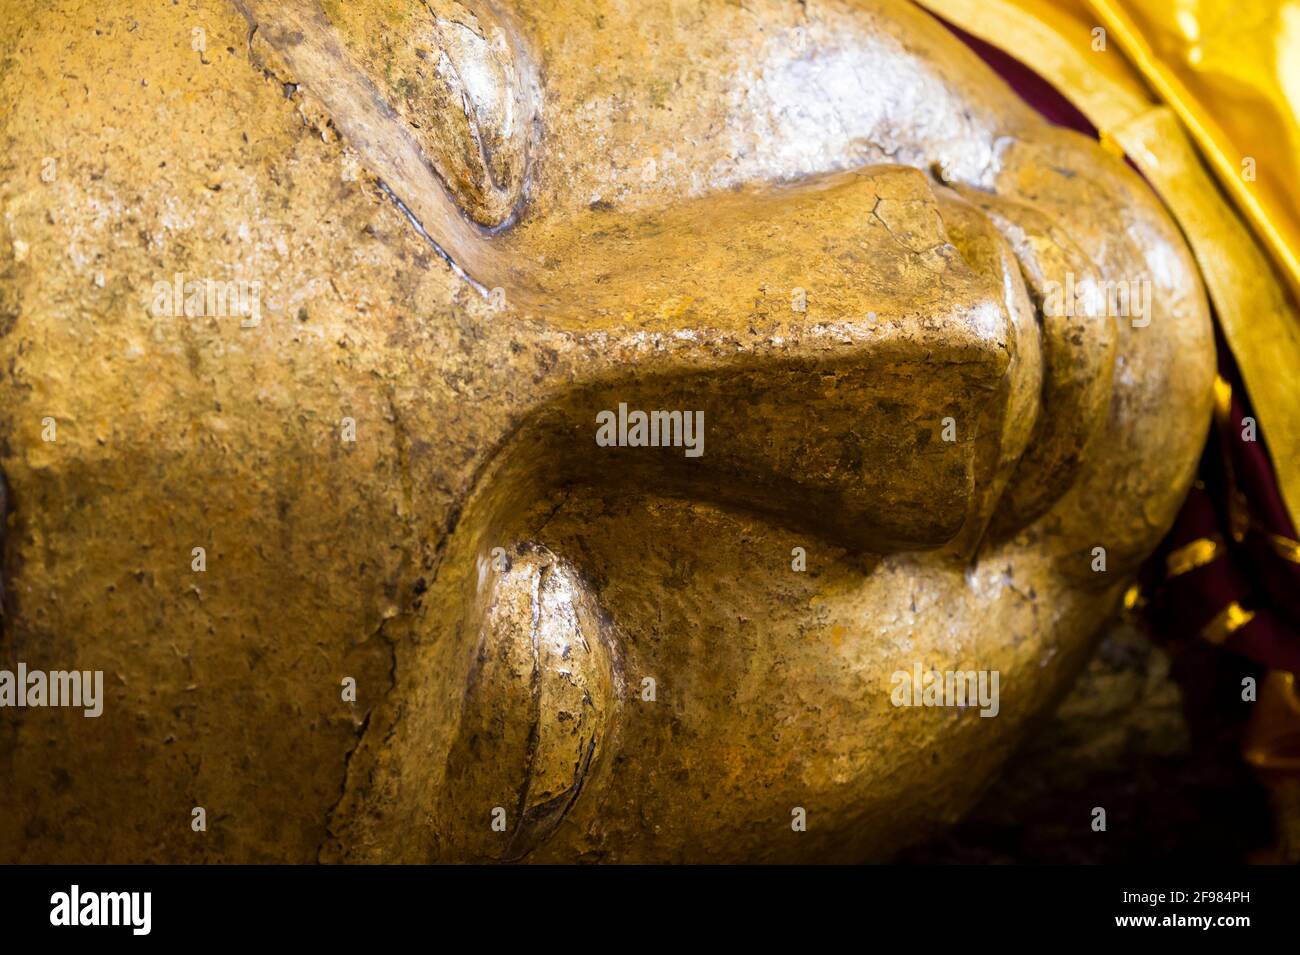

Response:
(408, 491), (1104, 863)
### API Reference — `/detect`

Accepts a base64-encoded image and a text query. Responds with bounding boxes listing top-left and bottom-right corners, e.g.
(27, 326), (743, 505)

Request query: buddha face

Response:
(0, 0), (1213, 862)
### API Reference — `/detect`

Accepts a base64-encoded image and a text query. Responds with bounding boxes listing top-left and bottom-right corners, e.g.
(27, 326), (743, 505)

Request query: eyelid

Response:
(420, 7), (535, 227)
(234, 0), (529, 287)
(329, 0), (536, 228)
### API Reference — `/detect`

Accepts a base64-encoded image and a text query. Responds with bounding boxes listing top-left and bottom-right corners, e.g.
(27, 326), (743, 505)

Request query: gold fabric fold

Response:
(1089, 0), (1300, 306)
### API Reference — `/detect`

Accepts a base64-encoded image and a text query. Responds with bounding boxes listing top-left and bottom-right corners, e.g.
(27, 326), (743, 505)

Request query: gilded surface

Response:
(0, 0), (1213, 861)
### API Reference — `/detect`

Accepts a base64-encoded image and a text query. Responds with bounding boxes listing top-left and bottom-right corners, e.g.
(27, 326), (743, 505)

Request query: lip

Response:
(951, 186), (1119, 538)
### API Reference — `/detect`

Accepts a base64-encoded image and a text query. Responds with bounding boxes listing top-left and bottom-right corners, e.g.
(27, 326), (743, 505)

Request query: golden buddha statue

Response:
(9, 0), (1294, 864)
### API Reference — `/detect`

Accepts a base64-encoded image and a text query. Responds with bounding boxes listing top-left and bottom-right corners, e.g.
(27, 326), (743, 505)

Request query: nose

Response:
(496, 165), (1046, 553)
(235, 0), (1104, 554)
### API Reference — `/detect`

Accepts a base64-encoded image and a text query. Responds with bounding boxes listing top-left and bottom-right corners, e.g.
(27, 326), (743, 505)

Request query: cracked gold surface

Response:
(0, 0), (1213, 862)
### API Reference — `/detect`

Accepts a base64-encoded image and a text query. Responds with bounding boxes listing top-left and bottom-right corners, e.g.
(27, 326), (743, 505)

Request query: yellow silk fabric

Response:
(917, 0), (1300, 532)
(1092, 0), (1300, 303)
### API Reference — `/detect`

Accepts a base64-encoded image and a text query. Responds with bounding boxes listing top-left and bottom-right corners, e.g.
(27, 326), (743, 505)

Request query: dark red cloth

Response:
(932, 10), (1300, 672)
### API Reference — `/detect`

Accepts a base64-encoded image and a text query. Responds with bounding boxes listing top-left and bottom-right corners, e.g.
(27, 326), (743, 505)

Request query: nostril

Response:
(444, 544), (618, 861)
(568, 359), (994, 553)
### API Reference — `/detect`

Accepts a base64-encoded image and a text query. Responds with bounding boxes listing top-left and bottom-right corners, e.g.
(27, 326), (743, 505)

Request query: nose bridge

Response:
(494, 166), (1037, 553)
(507, 165), (1002, 340)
